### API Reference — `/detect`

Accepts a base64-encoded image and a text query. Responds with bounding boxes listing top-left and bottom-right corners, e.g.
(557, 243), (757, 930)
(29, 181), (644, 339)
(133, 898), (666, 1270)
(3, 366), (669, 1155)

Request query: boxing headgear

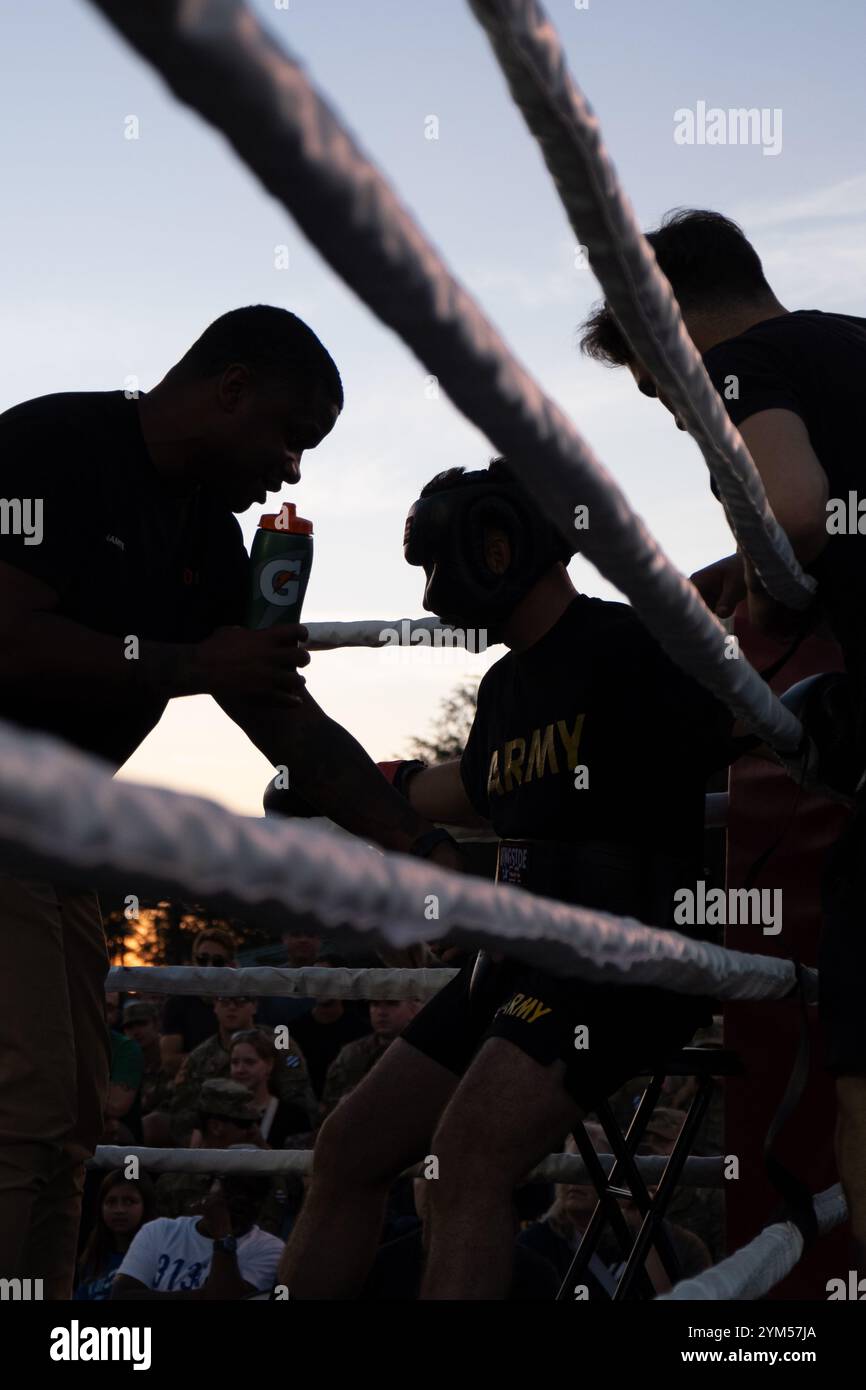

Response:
(403, 468), (570, 633)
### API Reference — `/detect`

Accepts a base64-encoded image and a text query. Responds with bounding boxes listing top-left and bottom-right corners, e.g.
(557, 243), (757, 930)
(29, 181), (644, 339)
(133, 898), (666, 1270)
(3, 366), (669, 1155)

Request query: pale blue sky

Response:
(2, 0), (864, 812)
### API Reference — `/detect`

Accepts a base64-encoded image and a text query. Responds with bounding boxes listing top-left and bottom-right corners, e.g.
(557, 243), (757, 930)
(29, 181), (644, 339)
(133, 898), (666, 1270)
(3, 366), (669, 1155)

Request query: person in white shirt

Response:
(111, 1174), (283, 1300)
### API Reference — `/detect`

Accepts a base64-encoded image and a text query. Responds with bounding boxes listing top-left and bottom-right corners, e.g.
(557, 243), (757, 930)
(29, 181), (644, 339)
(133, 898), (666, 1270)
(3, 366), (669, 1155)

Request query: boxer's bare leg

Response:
(279, 1039), (457, 1299)
(421, 1038), (582, 1299)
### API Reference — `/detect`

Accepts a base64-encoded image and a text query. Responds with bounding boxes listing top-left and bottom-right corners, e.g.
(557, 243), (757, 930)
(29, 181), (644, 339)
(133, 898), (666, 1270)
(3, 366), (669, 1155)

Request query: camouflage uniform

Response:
(321, 1033), (392, 1114)
(140, 1059), (176, 1118)
(168, 1031), (317, 1143)
(121, 1000), (175, 1118)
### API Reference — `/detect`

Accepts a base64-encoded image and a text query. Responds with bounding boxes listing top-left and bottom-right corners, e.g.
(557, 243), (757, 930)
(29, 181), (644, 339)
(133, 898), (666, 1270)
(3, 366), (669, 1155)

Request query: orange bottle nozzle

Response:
(258, 503), (313, 535)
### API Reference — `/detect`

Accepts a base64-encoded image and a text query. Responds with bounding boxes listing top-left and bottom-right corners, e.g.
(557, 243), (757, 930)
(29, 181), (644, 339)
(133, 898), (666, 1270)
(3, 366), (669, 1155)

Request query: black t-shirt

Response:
(460, 596), (733, 887)
(0, 390), (250, 767)
(703, 310), (866, 707)
(291, 1007), (372, 1098)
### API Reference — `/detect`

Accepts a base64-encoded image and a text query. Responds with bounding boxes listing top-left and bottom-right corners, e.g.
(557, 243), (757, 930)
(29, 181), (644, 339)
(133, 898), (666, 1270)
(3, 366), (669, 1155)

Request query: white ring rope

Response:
(109, 964), (457, 1001)
(468, 0), (813, 611)
(85, 0), (805, 759)
(0, 719), (817, 1003)
(91, 1145), (724, 1189)
(305, 618), (448, 649)
(657, 1184), (847, 1301)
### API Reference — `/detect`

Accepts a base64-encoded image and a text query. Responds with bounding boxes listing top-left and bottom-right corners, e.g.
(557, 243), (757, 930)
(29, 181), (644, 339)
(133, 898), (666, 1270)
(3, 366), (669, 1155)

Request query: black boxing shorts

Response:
(401, 957), (711, 1109)
(402, 836), (712, 1108)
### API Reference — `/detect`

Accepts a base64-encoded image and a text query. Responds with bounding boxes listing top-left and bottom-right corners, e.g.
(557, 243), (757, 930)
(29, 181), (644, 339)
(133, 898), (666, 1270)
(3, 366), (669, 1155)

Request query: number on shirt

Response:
(180, 1261), (205, 1290)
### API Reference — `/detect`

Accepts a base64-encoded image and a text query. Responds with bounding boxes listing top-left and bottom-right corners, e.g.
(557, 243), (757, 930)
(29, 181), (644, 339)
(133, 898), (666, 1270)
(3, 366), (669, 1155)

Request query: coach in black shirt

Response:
(580, 208), (866, 1271)
(0, 304), (454, 1297)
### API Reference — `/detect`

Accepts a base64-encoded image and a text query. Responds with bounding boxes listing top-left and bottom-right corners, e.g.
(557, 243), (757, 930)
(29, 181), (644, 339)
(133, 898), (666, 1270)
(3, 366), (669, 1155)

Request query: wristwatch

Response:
(393, 759), (427, 798)
(213, 1235), (238, 1254)
(408, 827), (460, 859)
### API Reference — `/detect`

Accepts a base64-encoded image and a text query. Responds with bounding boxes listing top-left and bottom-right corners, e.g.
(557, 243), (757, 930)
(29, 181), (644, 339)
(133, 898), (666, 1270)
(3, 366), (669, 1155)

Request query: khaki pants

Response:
(0, 874), (109, 1299)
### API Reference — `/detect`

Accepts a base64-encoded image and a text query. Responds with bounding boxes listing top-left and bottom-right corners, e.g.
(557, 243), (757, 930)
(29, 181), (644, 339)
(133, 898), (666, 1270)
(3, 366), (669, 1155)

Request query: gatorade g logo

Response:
(259, 558), (301, 606)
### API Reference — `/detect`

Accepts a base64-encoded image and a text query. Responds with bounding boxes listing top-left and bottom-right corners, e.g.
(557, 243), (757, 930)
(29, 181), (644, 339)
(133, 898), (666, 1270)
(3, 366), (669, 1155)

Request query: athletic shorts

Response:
(402, 957), (713, 1110)
(820, 799), (866, 1075)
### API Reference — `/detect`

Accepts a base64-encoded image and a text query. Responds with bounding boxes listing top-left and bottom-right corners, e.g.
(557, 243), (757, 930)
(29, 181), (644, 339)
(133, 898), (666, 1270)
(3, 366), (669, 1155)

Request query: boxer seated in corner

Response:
(278, 457), (747, 1300)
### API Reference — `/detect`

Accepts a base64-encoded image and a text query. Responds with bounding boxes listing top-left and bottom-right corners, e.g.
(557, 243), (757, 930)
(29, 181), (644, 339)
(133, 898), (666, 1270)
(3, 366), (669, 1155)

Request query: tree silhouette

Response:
(100, 893), (272, 967)
(404, 679), (478, 764)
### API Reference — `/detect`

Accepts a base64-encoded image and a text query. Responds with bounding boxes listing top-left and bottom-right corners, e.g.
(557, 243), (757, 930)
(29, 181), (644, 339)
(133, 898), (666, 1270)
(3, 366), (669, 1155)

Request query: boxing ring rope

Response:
(85, 0), (806, 764)
(91, 1145), (724, 1189)
(658, 1185), (847, 1301)
(0, 717), (816, 1003)
(110, 964), (458, 1002)
(305, 618), (448, 649)
(467, 0), (813, 611)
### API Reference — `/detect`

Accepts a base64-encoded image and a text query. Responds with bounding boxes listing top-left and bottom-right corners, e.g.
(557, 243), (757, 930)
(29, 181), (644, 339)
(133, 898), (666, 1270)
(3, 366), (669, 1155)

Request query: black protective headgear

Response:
(403, 468), (570, 632)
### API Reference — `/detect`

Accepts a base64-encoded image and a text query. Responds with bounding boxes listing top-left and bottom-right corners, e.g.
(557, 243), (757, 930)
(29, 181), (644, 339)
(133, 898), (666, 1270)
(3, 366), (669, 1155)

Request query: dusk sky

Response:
(2, 0), (865, 813)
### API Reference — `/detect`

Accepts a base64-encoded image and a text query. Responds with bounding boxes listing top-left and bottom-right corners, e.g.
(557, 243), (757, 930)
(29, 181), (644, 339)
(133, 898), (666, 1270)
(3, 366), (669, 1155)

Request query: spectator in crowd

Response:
(256, 922), (324, 1029)
(282, 929), (321, 968)
(228, 1028), (312, 1146)
(168, 995), (316, 1143)
(321, 998), (422, 1116)
(517, 1127), (710, 1295)
(517, 1126), (618, 1295)
(111, 1173), (283, 1300)
(363, 1176), (558, 1301)
(636, 1107), (685, 1157)
(610, 1190), (711, 1290)
(160, 928), (236, 1069)
(599, 1109), (712, 1286)
(103, 1010), (145, 1145)
(74, 1172), (156, 1301)
(291, 955), (372, 1099)
(77, 1018), (145, 1256)
(123, 1001), (175, 1118)
(156, 1079), (291, 1237)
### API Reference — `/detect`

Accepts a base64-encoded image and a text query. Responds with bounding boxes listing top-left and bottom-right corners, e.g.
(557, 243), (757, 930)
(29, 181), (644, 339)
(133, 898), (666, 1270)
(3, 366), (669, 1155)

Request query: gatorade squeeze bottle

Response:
(246, 503), (314, 630)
